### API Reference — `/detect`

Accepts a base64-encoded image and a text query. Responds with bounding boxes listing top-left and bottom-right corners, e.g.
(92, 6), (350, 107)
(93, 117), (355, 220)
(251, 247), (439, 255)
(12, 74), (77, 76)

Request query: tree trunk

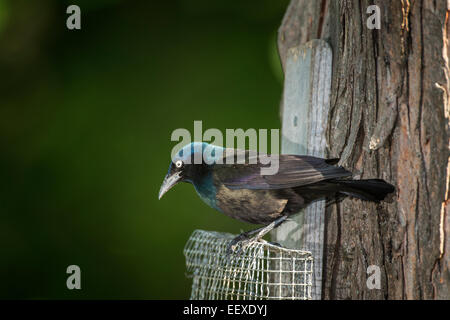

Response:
(278, 0), (449, 299)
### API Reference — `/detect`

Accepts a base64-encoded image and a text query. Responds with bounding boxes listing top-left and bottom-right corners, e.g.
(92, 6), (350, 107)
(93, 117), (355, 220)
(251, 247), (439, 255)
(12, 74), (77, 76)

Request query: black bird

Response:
(159, 142), (395, 253)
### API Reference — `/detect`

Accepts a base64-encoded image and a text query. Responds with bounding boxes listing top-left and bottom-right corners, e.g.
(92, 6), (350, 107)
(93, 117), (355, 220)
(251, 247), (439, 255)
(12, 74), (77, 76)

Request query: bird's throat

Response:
(192, 175), (221, 212)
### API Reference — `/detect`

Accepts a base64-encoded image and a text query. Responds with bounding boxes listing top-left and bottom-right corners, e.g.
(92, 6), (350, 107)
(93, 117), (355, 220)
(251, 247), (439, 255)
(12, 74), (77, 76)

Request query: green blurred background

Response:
(0, 0), (288, 299)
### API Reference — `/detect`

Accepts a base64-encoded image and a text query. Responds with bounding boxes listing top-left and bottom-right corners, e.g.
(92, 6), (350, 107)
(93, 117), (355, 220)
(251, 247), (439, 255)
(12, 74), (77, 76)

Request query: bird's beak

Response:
(158, 171), (182, 200)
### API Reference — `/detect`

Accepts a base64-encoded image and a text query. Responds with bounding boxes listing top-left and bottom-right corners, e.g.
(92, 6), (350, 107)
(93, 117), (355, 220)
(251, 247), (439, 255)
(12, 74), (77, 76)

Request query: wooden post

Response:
(272, 39), (332, 300)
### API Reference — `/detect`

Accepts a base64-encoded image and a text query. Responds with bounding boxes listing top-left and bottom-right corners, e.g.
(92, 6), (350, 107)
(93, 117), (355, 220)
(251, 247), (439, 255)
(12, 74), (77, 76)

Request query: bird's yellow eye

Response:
(175, 160), (183, 168)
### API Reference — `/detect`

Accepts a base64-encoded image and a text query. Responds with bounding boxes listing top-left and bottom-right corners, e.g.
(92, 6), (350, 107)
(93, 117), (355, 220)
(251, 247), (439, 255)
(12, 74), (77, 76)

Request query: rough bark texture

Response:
(278, 0), (450, 299)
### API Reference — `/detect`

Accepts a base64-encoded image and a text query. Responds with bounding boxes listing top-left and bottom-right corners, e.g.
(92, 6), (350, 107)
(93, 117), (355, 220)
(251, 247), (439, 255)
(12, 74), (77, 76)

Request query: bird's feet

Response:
(226, 233), (263, 256)
(225, 237), (282, 256)
(225, 216), (288, 256)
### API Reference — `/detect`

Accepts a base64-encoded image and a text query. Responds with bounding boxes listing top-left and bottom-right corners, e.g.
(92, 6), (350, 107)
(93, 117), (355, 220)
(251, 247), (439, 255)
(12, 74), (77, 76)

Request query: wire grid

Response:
(184, 229), (313, 300)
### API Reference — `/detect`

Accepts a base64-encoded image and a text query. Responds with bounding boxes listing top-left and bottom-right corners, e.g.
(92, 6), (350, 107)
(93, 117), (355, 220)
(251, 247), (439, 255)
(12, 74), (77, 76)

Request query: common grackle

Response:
(158, 142), (395, 253)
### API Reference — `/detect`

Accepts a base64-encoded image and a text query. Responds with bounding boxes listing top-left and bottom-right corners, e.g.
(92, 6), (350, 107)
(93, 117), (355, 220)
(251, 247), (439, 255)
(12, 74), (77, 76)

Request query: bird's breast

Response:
(214, 186), (288, 225)
(192, 176), (290, 225)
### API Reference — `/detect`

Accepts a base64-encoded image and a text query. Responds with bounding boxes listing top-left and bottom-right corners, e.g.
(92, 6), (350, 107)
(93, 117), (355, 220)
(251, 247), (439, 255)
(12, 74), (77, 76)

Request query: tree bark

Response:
(278, 0), (450, 299)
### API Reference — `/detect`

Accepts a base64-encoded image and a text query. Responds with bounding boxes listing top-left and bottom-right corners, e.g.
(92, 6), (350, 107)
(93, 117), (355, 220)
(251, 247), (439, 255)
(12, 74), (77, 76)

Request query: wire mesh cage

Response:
(184, 229), (313, 300)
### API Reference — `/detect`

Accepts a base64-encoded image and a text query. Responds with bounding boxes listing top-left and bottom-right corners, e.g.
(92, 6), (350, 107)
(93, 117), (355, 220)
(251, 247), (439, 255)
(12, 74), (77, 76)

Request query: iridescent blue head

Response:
(158, 142), (223, 199)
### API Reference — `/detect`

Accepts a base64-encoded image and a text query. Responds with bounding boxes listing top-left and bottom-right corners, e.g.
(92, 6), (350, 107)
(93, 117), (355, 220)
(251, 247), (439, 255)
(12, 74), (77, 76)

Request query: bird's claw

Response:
(226, 243), (242, 257)
(225, 235), (264, 257)
(226, 238), (244, 256)
(225, 216), (289, 257)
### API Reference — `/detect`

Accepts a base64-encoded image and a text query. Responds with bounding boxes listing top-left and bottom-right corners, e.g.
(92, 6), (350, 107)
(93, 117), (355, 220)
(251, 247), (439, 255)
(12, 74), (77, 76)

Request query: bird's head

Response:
(158, 142), (218, 199)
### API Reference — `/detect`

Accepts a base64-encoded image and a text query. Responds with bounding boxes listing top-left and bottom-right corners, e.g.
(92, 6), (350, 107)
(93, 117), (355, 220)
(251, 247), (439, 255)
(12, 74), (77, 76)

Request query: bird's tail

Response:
(336, 179), (395, 202)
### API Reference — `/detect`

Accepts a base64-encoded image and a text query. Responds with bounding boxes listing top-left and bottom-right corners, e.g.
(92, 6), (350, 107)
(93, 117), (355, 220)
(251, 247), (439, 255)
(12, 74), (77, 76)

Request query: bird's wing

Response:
(214, 152), (352, 190)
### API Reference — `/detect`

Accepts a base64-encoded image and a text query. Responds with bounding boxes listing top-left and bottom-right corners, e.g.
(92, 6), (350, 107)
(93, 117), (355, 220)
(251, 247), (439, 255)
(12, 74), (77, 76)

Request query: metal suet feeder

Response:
(184, 230), (313, 300)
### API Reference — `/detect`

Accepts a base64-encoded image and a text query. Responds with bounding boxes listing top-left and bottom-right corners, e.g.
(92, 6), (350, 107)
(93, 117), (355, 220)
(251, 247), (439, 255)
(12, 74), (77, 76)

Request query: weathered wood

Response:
(277, 0), (450, 299)
(273, 39), (332, 300)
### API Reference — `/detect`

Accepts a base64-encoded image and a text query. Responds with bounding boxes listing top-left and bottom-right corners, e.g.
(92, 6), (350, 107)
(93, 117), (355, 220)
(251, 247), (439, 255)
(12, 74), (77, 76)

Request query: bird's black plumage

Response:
(159, 143), (395, 251)
(216, 154), (352, 190)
